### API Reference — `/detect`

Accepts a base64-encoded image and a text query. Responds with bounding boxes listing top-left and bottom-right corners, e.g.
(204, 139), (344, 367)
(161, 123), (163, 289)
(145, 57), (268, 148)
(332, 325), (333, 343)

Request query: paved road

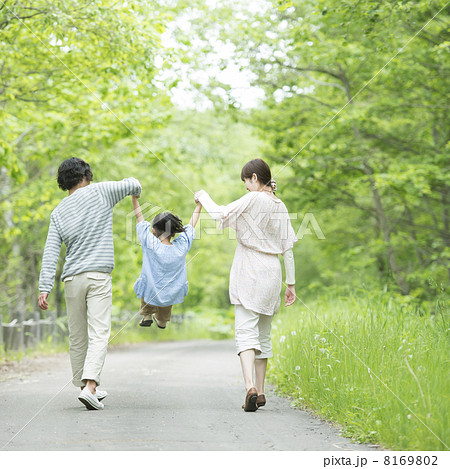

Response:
(0, 340), (377, 451)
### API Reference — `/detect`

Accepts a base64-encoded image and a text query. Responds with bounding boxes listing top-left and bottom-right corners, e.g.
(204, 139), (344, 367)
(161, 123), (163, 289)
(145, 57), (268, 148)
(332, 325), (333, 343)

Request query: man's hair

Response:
(152, 212), (185, 238)
(57, 157), (93, 191)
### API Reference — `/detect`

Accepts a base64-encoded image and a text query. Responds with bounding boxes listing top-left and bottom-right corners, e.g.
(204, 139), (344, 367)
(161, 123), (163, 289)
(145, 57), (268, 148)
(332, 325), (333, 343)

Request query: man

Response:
(38, 157), (141, 410)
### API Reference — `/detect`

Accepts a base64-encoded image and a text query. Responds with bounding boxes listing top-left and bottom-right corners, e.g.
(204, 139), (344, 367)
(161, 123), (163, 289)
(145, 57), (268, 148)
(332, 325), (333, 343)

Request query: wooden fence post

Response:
(0, 314), (3, 350)
(49, 311), (57, 342)
(17, 311), (24, 350)
(34, 312), (41, 346)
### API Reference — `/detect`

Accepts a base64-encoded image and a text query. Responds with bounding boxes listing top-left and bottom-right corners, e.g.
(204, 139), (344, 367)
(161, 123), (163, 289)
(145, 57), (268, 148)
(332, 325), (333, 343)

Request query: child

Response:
(132, 195), (202, 328)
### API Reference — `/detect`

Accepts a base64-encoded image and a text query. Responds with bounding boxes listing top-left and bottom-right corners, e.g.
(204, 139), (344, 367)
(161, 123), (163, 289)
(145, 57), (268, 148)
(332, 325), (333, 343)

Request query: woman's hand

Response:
(285, 285), (296, 306)
(194, 191), (203, 203)
(38, 293), (49, 310)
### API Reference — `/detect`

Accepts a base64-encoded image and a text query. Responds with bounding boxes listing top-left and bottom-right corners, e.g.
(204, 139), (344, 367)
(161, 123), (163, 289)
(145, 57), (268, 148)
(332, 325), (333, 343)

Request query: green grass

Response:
(0, 339), (68, 364)
(268, 289), (449, 450)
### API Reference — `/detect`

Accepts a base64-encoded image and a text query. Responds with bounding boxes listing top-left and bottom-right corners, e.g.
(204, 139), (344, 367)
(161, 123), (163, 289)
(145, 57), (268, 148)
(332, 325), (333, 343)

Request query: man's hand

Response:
(38, 293), (49, 310)
(285, 285), (296, 306)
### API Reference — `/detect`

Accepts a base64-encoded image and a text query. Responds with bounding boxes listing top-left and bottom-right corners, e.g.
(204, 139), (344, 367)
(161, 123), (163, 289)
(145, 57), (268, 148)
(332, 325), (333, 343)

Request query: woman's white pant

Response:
(234, 305), (273, 359)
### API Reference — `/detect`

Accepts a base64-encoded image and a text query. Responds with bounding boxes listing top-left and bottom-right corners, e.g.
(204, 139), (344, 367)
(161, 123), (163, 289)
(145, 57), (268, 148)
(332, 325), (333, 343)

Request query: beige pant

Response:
(64, 271), (112, 387)
(140, 298), (172, 327)
(235, 304), (274, 359)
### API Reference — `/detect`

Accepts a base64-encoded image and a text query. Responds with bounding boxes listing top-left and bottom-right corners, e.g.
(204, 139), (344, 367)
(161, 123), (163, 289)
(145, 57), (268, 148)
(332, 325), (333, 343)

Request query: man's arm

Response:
(97, 177), (142, 207)
(132, 195), (144, 223)
(189, 202), (202, 228)
(38, 215), (63, 310)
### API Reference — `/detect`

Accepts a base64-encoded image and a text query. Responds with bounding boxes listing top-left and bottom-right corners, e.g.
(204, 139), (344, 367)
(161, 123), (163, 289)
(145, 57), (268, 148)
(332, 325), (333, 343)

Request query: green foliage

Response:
(269, 288), (449, 450)
(3, 1), (447, 318)
(0, 0), (174, 315)
(171, 0), (450, 299)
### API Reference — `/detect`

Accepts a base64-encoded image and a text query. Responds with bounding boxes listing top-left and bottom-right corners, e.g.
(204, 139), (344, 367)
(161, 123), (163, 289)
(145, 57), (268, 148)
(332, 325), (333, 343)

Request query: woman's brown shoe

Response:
(256, 394), (266, 407)
(243, 387), (258, 412)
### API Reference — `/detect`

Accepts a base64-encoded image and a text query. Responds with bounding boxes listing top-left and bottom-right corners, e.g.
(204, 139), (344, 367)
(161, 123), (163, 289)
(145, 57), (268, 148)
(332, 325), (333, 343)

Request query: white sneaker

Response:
(78, 388), (104, 410)
(96, 390), (108, 401)
(80, 387), (108, 401)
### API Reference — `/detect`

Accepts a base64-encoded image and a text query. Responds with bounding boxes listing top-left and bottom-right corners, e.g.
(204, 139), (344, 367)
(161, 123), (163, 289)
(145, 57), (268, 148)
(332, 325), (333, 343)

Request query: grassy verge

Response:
(268, 289), (449, 450)
(0, 341), (69, 365)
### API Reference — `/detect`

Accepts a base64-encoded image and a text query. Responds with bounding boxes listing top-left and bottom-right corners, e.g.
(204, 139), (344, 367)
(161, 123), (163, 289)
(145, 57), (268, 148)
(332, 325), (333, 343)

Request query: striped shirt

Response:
(39, 178), (142, 293)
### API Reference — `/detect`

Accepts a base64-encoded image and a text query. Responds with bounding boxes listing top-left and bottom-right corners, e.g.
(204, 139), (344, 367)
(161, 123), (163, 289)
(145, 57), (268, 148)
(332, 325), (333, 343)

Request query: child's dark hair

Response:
(152, 212), (185, 238)
(57, 157), (93, 191)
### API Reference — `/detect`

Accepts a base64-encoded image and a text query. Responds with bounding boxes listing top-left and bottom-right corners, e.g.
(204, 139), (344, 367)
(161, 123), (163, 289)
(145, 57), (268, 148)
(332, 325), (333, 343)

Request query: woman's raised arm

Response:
(194, 190), (254, 229)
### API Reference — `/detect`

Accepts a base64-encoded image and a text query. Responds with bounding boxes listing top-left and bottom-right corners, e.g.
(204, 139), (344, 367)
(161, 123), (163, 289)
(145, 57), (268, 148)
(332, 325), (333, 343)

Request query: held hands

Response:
(194, 191), (202, 203)
(285, 285), (296, 306)
(38, 292), (49, 310)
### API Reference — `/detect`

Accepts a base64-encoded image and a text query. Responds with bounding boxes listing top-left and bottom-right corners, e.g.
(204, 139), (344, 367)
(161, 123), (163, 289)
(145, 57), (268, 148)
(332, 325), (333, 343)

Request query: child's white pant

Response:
(234, 305), (274, 359)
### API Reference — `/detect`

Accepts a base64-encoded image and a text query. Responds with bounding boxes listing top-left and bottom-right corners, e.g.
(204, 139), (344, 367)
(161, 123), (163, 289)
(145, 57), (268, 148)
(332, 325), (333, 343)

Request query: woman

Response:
(195, 158), (297, 411)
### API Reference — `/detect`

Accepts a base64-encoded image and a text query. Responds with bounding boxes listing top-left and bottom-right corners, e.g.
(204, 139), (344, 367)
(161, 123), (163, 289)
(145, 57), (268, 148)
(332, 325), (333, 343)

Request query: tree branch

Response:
(273, 58), (344, 81)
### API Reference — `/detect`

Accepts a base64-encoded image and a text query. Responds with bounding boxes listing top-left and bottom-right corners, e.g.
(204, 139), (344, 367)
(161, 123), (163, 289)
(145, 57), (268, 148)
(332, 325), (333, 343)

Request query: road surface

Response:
(0, 340), (378, 450)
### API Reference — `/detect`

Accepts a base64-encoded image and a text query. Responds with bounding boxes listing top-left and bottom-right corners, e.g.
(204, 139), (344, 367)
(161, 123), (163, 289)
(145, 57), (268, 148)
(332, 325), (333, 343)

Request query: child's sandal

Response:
(152, 314), (166, 329)
(139, 317), (153, 327)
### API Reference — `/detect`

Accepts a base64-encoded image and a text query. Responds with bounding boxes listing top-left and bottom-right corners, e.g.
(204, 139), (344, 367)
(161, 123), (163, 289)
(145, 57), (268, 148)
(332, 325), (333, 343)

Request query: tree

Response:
(171, 0), (450, 298)
(0, 0), (174, 315)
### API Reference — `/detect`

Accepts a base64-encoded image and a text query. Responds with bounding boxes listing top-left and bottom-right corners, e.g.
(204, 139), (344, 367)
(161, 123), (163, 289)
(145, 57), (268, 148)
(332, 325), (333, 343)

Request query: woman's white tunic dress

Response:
(197, 190), (297, 316)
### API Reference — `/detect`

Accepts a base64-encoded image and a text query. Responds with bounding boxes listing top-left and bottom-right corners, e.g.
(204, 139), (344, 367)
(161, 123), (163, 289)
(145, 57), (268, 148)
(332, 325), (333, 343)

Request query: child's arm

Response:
(132, 195), (144, 223)
(189, 202), (202, 228)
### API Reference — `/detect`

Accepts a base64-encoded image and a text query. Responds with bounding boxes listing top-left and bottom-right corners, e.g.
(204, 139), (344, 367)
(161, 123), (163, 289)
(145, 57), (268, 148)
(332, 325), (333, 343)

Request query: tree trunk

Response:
(432, 125), (450, 282)
(404, 206), (426, 268)
(338, 64), (410, 294)
(440, 188), (450, 282)
(1, 168), (28, 317)
(363, 161), (410, 294)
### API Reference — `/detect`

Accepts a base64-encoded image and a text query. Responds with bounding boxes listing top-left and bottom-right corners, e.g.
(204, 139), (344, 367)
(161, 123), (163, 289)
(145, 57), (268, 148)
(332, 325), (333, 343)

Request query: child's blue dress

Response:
(133, 221), (195, 307)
